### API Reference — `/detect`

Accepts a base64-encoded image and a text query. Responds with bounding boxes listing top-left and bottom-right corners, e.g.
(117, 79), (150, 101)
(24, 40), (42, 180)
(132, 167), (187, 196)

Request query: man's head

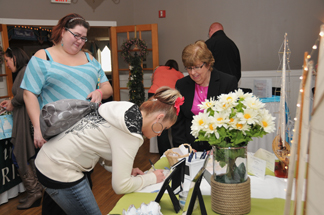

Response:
(208, 22), (224, 38)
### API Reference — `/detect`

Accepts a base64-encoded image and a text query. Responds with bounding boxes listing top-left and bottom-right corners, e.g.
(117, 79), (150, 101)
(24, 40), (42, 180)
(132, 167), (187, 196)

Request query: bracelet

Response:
(96, 89), (103, 99)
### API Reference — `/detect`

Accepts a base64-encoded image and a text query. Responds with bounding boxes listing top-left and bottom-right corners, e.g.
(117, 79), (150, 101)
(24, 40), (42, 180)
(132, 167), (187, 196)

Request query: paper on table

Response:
(248, 153), (266, 179)
(179, 144), (189, 155)
(253, 148), (276, 172)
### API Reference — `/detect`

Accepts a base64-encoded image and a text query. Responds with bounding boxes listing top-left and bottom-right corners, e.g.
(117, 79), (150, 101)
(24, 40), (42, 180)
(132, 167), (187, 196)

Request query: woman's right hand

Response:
(34, 127), (47, 148)
(153, 169), (165, 183)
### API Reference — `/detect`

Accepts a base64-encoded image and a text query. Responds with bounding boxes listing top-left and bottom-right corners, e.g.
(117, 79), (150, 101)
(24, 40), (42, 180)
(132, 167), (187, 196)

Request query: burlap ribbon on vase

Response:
(211, 177), (251, 215)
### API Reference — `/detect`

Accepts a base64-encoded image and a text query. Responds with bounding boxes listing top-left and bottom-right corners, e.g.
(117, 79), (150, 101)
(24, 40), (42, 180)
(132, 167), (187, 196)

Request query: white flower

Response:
(191, 112), (209, 138)
(259, 109), (276, 133)
(242, 96), (265, 110)
(235, 89), (253, 100)
(190, 90), (276, 147)
(217, 92), (239, 107)
(236, 108), (259, 125)
(213, 111), (230, 128)
(228, 116), (238, 129)
(198, 97), (216, 111)
(231, 121), (250, 134)
(205, 118), (220, 139)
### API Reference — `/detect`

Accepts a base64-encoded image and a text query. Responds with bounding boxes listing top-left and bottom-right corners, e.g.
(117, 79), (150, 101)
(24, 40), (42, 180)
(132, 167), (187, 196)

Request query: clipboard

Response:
(182, 151), (211, 215)
(155, 158), (186, 213)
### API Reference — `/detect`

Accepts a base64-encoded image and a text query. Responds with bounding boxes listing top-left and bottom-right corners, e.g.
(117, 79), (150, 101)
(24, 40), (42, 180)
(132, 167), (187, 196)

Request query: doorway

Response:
(0, 18), (116, 100)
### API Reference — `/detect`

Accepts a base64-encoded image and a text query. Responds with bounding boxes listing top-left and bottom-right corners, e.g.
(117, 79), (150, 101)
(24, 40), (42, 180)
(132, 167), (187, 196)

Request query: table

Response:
(0, 114), (25, 205)
(108, 156), (290, 214)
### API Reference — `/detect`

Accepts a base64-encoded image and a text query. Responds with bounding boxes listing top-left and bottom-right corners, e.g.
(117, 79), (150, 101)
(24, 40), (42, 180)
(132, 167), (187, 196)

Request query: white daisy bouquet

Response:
(191, 89), (276, 148)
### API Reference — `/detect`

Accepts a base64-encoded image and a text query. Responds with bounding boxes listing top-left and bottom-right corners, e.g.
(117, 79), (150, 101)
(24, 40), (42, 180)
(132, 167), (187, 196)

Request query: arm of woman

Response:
(87, 81), (113, 103)
(23, 90), (47, 148)
(110, 135), (157, 194)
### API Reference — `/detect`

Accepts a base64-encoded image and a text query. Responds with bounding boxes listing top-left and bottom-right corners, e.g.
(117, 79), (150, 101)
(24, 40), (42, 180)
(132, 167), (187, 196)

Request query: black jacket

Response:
(205, 30), (241, 82)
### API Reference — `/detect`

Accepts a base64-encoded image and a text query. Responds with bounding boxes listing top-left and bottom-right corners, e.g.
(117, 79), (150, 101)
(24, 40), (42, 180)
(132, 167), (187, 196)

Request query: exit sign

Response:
(51, 0), (71, 3)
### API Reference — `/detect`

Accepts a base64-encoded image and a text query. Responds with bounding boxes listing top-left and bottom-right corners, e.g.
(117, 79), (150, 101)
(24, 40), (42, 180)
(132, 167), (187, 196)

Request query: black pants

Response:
(157, 129), (172, 156)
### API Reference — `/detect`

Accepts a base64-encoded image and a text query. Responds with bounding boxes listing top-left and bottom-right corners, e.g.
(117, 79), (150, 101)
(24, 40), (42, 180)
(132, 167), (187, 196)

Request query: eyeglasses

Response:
(185, 62), (205, 72)
(65, 28), (88, 42)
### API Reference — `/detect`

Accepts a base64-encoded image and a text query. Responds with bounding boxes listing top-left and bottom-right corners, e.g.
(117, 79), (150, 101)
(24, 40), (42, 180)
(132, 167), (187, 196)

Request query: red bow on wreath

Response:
(174, 97), (185, 116)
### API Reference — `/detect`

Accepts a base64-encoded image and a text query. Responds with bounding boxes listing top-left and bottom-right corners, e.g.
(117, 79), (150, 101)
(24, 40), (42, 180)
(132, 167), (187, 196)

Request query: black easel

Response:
(185, 168), (207, 215)
(155, 158), (185, 213)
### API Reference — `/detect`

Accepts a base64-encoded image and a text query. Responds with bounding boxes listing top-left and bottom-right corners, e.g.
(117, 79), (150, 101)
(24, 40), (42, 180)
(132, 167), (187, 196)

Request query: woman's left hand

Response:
(87, 90), (102, 103)
(0, 100), (13, 111)
(131, 167), (144, 176)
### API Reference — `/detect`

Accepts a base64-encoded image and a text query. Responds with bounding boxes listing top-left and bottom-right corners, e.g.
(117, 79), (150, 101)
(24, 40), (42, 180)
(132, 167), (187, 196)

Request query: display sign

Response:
(51, 0), (71, 3)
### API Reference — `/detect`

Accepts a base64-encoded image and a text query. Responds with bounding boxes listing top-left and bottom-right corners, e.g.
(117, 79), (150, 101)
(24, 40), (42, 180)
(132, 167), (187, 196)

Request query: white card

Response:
(247, 153), (266, 179)
(253, 148), (276, 172)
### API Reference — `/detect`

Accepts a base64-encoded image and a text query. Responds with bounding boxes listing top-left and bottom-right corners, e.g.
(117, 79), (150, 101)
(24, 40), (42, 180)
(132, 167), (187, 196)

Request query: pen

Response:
(200, 150), (206, 159)
(188, 151), (194, 162)
(149, 159), (156, 171)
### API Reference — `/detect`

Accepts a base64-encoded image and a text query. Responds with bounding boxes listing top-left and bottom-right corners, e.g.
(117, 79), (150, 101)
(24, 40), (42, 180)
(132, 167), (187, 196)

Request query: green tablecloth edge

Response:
(109, 192), (288, 215)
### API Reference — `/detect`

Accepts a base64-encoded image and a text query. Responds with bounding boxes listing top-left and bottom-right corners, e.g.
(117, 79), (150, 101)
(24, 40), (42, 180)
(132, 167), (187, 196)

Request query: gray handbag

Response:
(39, 99), (99, 140)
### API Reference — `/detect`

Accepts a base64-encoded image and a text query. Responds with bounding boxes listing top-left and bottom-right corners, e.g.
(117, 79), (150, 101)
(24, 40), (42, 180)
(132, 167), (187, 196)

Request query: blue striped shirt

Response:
(20, 50), (108, 109)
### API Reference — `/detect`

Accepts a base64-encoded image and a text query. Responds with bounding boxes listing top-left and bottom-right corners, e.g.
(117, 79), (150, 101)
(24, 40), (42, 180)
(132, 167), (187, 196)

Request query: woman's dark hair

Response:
(51, 13), (90, 45)
(165, 59), (179, 71)
(5, 47), (30, 72)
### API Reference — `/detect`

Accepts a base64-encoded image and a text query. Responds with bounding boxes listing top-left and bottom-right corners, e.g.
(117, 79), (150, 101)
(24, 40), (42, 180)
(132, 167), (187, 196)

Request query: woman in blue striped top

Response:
(21, 13), (113, 149)
(20, 13), (113, 215)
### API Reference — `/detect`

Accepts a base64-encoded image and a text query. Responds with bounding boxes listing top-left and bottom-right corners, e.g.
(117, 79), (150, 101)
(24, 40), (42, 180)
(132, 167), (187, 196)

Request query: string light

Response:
(13, 25), (52, 32)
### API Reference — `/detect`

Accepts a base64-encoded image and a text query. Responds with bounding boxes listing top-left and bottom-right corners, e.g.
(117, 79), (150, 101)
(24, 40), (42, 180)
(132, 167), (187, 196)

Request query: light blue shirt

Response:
(20, 50), (108, 109)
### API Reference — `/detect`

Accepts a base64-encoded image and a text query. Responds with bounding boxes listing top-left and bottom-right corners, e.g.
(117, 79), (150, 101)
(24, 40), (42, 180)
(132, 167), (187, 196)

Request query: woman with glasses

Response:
(20, 13), (113, 214)
(0, 47), (43, 209)
(34, 87), (183, 215)
(172, 40), (238, 151)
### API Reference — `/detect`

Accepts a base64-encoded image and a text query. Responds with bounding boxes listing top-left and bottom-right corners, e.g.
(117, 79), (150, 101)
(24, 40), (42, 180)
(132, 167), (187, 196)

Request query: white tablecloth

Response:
(139, 152), (291, 200)
(0, 182), (25, 205)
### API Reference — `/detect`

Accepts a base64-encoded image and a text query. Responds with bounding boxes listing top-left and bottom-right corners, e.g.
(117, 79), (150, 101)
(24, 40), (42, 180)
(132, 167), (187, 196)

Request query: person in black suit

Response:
(172, 40), (238, 151)
(205, 22), (241, 82)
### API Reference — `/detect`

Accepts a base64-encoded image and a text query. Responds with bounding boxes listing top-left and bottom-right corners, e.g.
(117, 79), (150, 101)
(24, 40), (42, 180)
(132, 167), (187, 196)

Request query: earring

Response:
(151, 122), (164, 134)
(61, 40), (64, 47)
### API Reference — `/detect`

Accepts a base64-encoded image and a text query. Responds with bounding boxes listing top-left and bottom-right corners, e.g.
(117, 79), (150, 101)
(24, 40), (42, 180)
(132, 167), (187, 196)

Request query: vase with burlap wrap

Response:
(211, 146), (251, 215)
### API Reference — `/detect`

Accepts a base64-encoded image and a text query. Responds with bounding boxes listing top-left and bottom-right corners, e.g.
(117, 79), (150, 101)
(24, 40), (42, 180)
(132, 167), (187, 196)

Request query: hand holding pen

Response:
(149, 159), (165, 183)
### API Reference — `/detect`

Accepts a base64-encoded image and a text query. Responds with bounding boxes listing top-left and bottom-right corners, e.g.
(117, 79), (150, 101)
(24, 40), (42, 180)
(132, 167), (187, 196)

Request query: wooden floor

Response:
(0, 138), (160, 215)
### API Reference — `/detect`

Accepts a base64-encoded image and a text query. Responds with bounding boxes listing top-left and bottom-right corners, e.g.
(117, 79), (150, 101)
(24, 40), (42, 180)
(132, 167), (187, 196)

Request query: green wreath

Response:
(120, 38), (148, 64)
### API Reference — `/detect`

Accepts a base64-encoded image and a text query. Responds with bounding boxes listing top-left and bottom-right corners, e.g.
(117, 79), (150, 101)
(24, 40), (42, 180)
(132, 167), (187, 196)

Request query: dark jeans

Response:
(42, 171), (93, 215)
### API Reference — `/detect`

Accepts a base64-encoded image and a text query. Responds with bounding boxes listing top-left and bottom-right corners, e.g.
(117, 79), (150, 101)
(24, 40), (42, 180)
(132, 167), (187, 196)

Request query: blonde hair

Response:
(182, 40), (215, 70)
(140, 87), (183, 124)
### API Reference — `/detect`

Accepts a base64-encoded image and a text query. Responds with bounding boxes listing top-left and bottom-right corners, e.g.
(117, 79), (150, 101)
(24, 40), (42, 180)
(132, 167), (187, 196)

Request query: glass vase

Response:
(212, 145), (248, 184)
